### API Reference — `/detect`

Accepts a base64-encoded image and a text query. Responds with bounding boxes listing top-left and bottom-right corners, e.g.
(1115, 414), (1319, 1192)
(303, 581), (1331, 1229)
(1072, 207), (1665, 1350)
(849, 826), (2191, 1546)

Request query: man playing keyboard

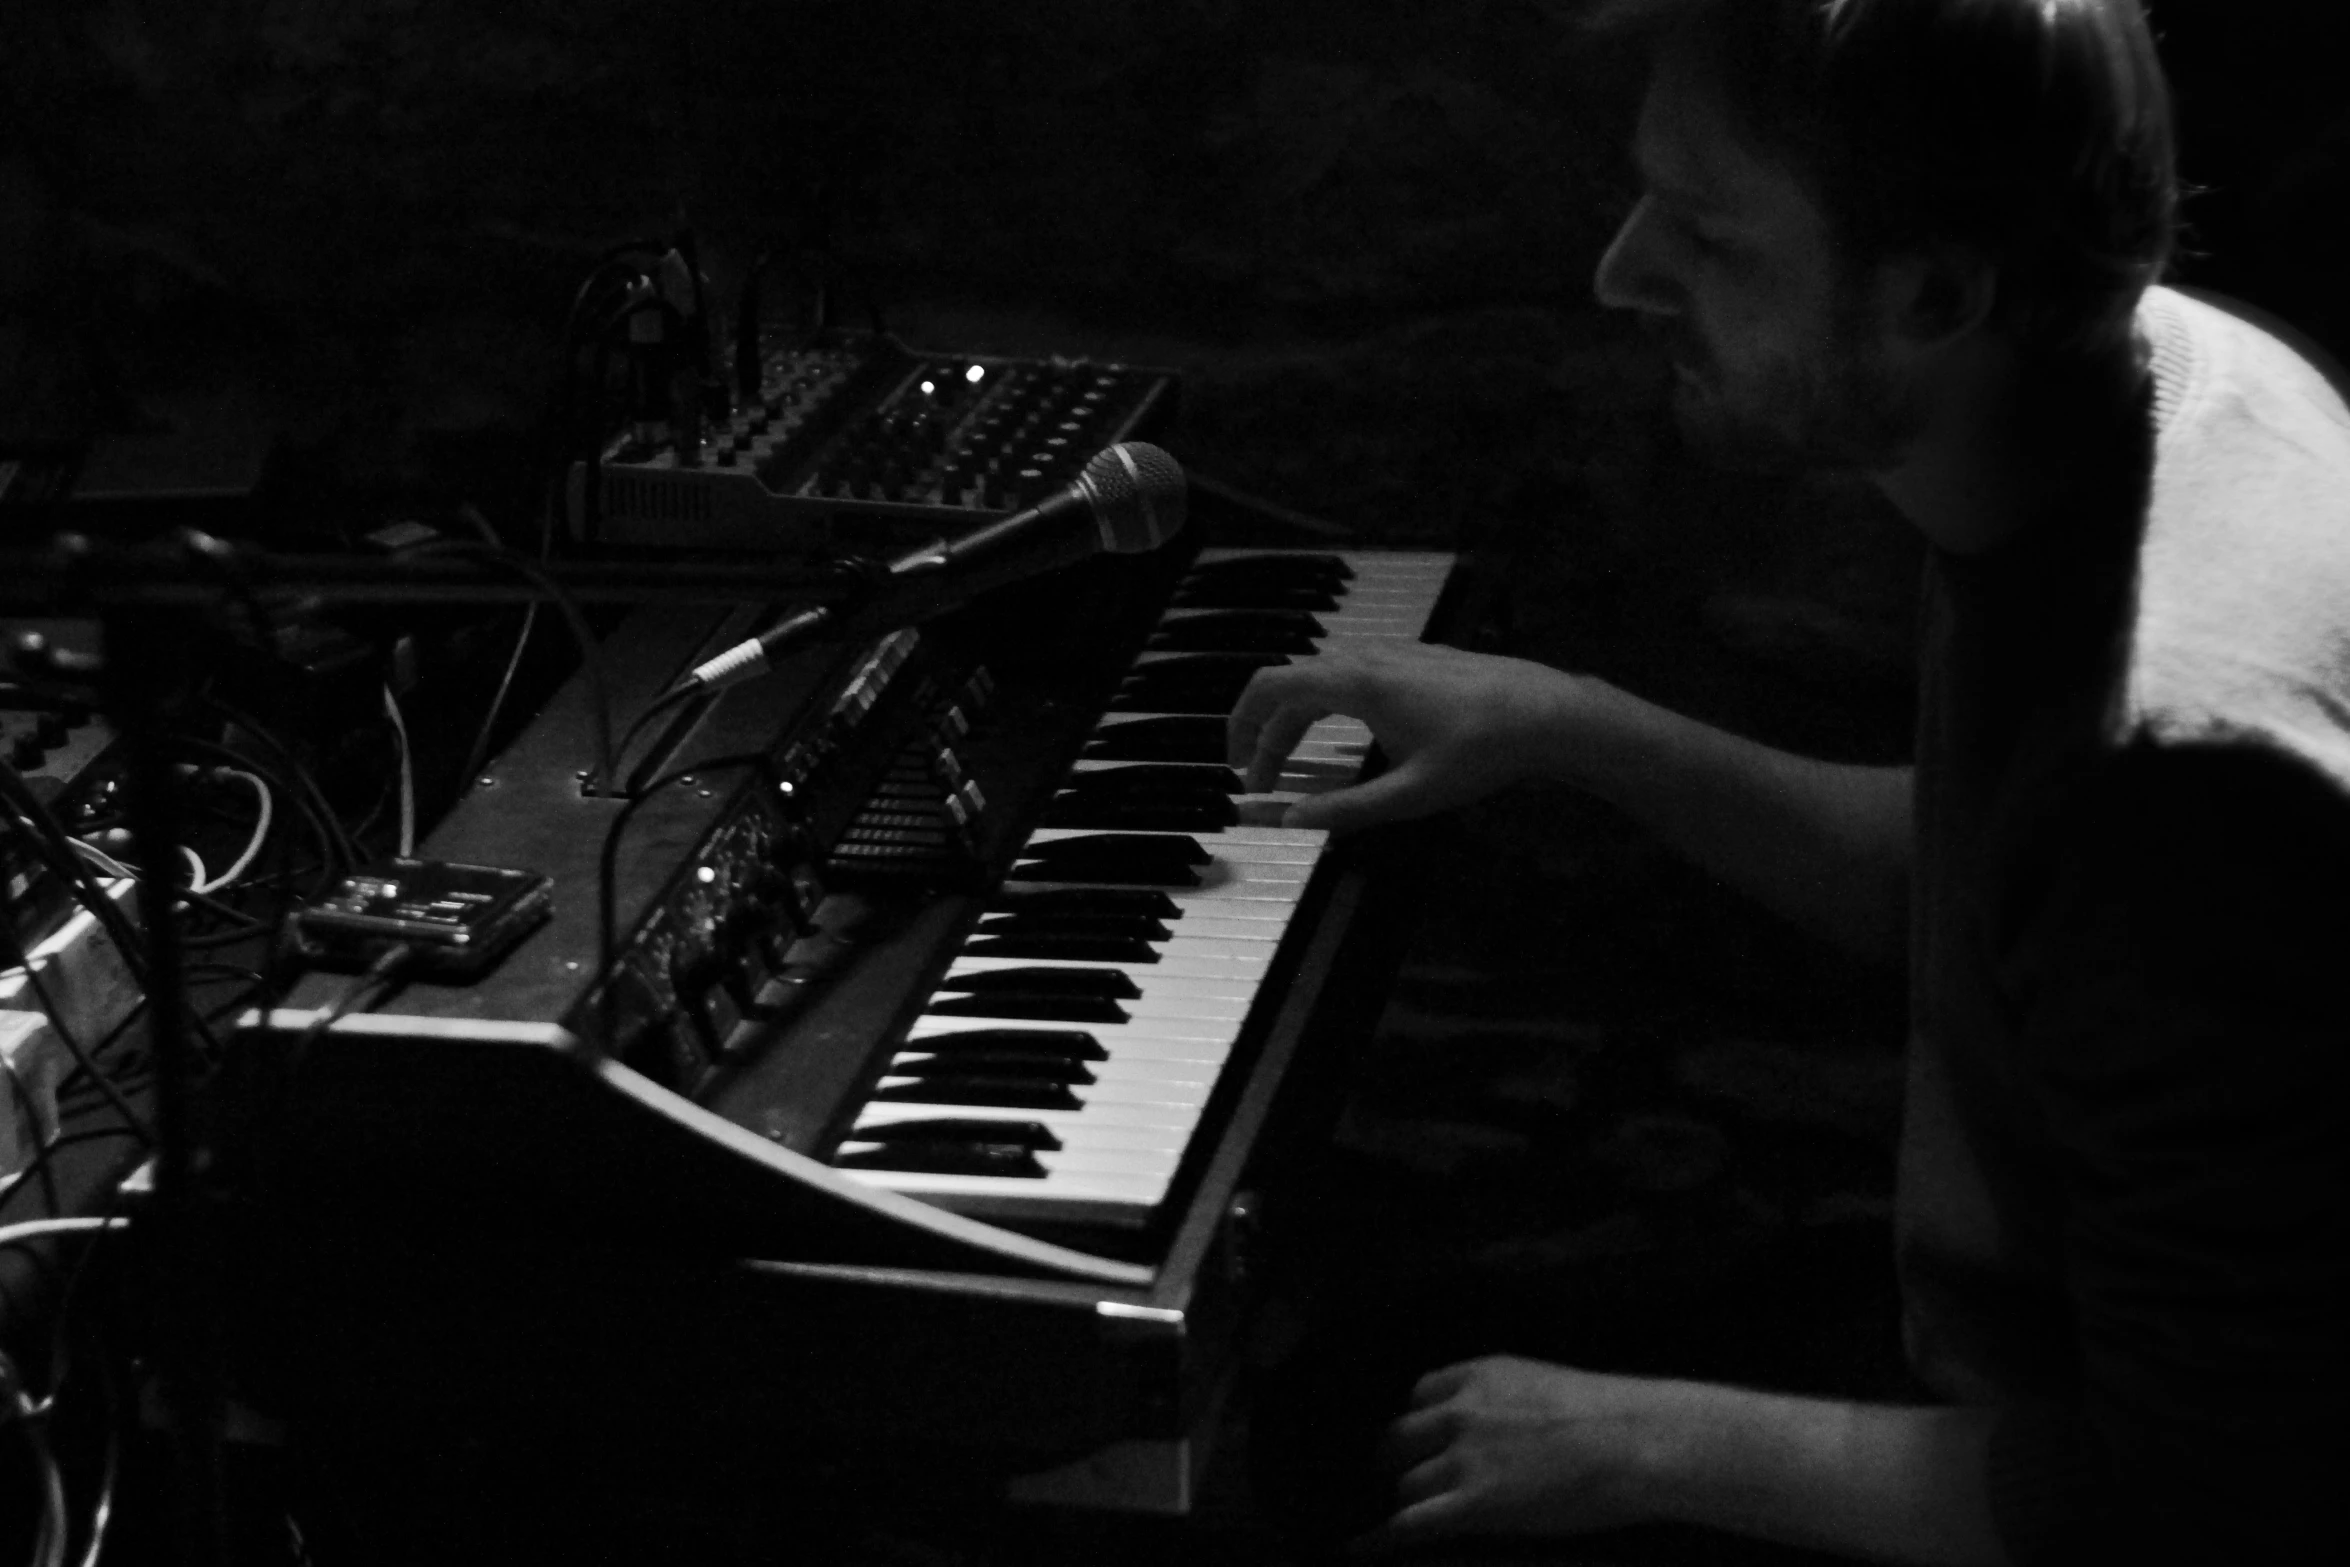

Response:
(1230, 1), (2347, 1562)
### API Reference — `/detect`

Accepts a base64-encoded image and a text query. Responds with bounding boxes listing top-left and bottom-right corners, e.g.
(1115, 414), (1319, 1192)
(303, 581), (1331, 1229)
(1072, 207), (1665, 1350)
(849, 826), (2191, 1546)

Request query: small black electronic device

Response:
(287, 857), (553, 978)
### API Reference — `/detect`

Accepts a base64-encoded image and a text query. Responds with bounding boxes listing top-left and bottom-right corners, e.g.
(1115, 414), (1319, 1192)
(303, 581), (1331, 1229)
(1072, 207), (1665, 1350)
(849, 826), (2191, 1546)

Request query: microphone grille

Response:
(1080, 442), (1187, 553)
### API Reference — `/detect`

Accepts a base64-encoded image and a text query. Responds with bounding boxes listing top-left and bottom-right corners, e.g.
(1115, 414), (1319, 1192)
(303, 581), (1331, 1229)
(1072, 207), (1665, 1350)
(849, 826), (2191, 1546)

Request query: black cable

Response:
(41, 1002), (156, 1132)
(440, 504), (551, 786)
(534, 271), (635, 557)
(610, 680), (703, 788)
(189, 698), (361, 875)
(455, 601), (542, 793)
(37, 1153), (139, 1429)
(78, 1330), (126, 1567)
(183, 965), (271, 1028)
(594, 752), (781, 1050)
(577, 290), (670, 548)
(733, 247), (775, 397)
(0, 764), (147, 985)
(169, 885), (268, 934)
(289, 943), (416, 1069)
(165, 729), (345, 893)
(409, 540), (617, 795)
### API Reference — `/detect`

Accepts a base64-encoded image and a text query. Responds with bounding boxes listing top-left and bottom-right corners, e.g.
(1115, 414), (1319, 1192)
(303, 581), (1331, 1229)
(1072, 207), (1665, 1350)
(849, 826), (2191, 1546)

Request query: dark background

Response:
(3, 3), (2344, 1561)
(5, 1), (2342, 709)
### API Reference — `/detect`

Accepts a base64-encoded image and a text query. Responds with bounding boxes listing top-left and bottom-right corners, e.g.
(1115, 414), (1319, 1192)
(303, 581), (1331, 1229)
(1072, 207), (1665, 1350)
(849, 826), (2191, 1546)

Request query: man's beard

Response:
(1667, 309), (1924, 476)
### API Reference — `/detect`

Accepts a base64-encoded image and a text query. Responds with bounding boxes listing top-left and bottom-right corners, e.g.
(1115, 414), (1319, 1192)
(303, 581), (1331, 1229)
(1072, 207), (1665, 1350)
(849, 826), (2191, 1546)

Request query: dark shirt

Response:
(1904, 288), (2350, 1563)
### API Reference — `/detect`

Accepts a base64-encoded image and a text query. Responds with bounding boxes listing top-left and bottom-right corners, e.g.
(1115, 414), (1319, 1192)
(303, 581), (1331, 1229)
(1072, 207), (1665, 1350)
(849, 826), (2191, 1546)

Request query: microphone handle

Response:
(688, 481), (1100, 691)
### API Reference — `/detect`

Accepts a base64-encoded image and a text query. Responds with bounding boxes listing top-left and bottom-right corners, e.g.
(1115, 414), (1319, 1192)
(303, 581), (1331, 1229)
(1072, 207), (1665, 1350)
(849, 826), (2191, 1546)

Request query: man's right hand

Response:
(1226, 644), (1589, 833)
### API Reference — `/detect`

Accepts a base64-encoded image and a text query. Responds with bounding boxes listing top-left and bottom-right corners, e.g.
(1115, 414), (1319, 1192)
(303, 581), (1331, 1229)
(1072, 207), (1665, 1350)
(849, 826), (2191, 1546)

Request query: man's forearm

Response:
(1637, 1383), (2011, 1567)
(1561, 679), (1912, 961)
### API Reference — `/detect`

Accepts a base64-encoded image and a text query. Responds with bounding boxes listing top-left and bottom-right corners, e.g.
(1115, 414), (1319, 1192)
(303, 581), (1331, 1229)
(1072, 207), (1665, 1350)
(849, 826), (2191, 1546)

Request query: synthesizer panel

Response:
(570, 334), (1178, 553)
(237, 540), (1460, 1510)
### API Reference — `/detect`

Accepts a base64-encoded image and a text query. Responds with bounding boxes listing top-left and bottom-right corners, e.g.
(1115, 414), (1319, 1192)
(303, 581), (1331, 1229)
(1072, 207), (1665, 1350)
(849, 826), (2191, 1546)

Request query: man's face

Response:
(1593, 52), (1925, 473)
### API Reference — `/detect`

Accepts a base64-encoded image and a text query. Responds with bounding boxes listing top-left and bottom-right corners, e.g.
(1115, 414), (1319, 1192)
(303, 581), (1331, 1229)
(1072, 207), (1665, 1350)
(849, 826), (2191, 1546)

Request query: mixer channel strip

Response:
(827, 549), (1456, 1227)
(572, 335), (1177, 551)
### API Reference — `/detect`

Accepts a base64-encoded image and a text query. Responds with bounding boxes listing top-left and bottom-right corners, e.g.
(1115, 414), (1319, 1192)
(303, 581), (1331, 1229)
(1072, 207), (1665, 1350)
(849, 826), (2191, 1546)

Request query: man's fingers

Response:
(1374, 1405), (1453, 1474)
(1409, 1361), (1478, 1407)
(1393, 1454), (1458, 1507)
(1283, 761), (1443, 834)
(1226, 665), (1309, 769)
(1348, 1489), (1469, 1555)
(1243, 702), (1329, 793)
(1228, 656), (1369, 781)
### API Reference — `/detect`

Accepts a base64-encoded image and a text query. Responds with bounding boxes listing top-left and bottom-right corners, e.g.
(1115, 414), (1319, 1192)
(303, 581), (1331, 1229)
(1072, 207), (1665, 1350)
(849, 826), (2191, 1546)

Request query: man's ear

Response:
(1886, 246), (1997, 347)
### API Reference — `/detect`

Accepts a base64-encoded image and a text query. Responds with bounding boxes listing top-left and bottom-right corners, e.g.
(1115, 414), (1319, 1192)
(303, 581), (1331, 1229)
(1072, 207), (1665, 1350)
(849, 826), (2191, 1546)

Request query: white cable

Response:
(1, 1344), (68, 1567)
(193, 767), (272, 894)
(61, 840), (134, 883)
(0, 1215), (129, 1249)
(381, 684), (415, 858)
(74, 1353), (121, 1567)
(64, 767), (274, 900)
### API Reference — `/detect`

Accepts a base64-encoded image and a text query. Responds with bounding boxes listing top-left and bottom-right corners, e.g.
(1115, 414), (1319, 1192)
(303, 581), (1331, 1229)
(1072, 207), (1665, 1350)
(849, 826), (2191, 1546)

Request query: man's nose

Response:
(1593, 196), (1679, 317)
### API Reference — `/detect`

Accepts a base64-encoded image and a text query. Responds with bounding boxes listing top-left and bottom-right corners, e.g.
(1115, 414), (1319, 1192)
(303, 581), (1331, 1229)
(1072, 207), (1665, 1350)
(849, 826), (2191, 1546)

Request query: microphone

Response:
(685, 441), (1185, 692)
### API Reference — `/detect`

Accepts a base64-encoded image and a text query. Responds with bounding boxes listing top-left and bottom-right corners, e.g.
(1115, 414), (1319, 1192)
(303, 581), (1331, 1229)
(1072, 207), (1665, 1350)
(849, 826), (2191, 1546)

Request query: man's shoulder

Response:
(2125, 288), (2350, 784)
(2142, 285), (2350, 438)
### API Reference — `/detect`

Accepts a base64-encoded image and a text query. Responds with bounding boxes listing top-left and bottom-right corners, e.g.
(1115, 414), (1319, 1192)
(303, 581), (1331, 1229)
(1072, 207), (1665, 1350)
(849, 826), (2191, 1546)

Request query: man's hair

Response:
(1594, 0), (2179, 366)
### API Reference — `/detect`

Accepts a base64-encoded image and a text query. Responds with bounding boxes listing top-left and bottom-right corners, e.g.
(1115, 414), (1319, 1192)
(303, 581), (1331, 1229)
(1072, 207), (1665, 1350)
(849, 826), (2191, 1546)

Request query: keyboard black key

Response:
(1059, 764), (1244, 795)
(1149, 611), (1325, 654)
(986, 887), (1184, 920)
(1038, 792), (1238, 831)
(1107, 683), (1263, 717)
(844, 1117), (1063, 1150)
(872, 1075), (1088, 1110)
(1125, 651), (1291, 680)
(834, 1140), (1049, 1177)
(1183, 552), (1353, 583)
(1009, 855), (1201, 889)
(1013, 834), (1212, 887)
(1081, 716), (1229, 762)
(975, 911), (1170, 940)
(1042, 831), (1210, 863)
(961, 933), (1162, 963)
(899, 1028), (1109, 1061)
(1169, 581), (1340, 611)
(936, 967), (1141, 999)
(890, 1050), (1096, 1085)
(926, 992), (1131, 1023)
(1114, 653), (1292, 710)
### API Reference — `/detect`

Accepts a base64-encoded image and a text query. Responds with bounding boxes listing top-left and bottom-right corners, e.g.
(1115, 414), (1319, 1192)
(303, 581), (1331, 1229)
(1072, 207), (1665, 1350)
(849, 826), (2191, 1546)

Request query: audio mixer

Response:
(570, 334), (1177, 554)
